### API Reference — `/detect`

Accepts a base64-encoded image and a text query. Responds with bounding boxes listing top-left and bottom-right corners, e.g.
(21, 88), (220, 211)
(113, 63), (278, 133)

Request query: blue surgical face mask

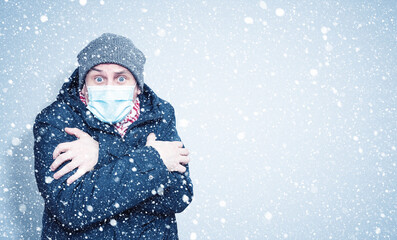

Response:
(86, 85), (135, 124)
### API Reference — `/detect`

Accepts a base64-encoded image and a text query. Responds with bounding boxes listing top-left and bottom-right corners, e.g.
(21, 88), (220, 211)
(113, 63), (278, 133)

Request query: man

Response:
(33, 33), (193, 239)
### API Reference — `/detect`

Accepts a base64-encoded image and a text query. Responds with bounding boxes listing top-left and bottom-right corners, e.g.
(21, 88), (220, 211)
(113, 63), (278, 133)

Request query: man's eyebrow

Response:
(114, 70), (128, 74)
(91, 67), (102, 72)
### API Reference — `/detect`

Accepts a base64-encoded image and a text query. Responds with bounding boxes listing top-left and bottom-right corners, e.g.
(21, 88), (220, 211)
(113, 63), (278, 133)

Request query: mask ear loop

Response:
(132, 84), (138, 103)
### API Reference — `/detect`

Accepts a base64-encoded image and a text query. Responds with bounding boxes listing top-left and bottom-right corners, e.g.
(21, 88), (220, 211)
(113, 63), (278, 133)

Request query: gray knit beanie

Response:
(77, 33), (146, 91)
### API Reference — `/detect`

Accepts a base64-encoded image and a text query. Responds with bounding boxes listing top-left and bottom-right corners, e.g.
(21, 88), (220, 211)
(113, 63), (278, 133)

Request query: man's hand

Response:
(50, 127), (99, 185)
(146, 133), (190, 173)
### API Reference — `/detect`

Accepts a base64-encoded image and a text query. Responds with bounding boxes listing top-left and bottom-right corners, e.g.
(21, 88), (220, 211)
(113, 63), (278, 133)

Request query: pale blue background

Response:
(0, 0), (396, 239)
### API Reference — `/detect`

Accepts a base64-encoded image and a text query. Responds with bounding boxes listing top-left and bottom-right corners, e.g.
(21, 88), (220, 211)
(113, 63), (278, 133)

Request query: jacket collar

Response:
(57, 68), (164, 134)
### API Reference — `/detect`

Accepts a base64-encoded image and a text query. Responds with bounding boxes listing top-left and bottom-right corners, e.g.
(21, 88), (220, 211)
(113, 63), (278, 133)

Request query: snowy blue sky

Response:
(0, 0), (396, 239)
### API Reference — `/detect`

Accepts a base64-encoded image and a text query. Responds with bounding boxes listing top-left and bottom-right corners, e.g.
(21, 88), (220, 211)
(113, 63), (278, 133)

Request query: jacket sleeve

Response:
(132, 107), (194, 215)
(34, 119), (172, 231)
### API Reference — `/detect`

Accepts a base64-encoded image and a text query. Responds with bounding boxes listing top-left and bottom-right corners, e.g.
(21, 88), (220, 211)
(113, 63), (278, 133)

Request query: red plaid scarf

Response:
(79, 91), (140, 138)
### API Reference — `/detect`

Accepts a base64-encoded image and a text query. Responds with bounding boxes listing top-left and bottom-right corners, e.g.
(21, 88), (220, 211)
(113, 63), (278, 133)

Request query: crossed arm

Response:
(50, 127), (190, 185)
(34, 118), (193, 230)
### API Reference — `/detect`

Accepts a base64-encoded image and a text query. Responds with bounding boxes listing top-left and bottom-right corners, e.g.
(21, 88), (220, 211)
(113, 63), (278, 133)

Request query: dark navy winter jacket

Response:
(33, 69), (193, 239)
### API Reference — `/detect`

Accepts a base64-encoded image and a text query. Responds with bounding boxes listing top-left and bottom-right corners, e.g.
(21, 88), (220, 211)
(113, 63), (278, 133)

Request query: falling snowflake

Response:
(244, 17), (254, 24)
(40, 15), (48, 23)
(110, 219), (117, 226)
(190, 232), (197, 240)
(11, 137), (21, 146)
(265, 211), (272, 220)
(259, 1), (267, 10)
(275, 8), (285, 17)
(310, 69), (318, 77)
(237, 132), (246, 140)
(86, 205), (93, 212)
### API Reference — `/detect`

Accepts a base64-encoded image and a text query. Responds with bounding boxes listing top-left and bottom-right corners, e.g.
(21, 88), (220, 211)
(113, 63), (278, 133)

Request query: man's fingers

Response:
(66, 168), (87, 185)
(65, 127), (90, 139)
(146, 133), (157, 145)
(174, 141), (183, 148)
(179, 148), (189, 156)
(53, 142), (71, 160)
(176, 165), (187, 174)
(51, 151), (74, 171)
(53, 161), (78, 179)
(179, 156), (190, 165)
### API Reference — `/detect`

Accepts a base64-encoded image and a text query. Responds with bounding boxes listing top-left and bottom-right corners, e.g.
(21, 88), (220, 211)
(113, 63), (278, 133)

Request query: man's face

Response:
(82, 63), (141, 102)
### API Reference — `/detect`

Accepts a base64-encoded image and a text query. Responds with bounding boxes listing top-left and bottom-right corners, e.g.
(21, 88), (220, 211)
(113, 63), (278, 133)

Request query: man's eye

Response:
(94, 77), (103, 83)
(118, 76), (126, 82)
